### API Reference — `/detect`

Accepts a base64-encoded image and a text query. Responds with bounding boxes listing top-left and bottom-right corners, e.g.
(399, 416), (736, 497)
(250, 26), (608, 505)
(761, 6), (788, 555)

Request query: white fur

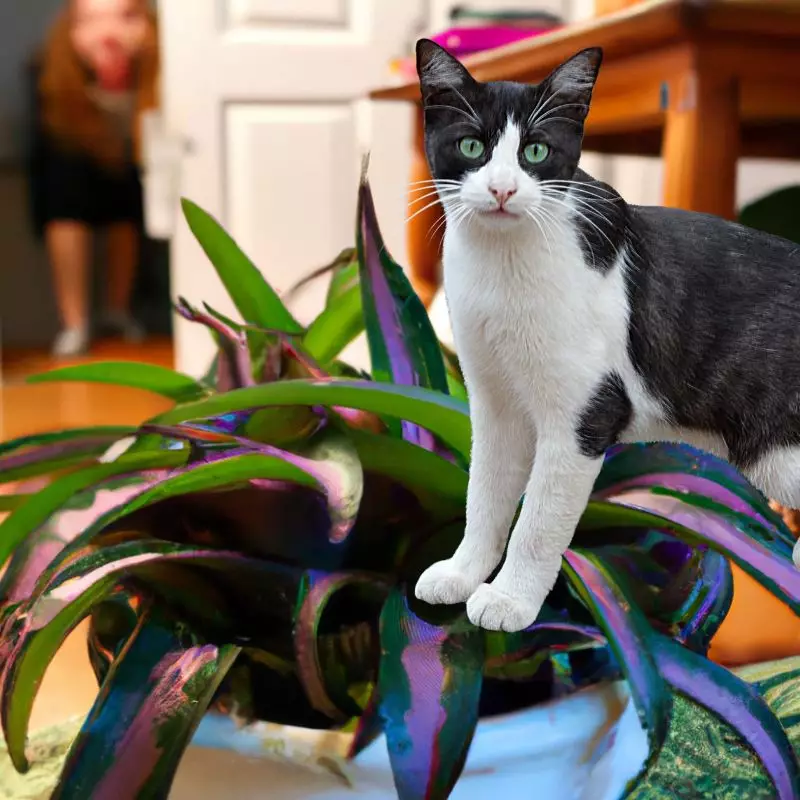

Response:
(414, 117), (800, 630)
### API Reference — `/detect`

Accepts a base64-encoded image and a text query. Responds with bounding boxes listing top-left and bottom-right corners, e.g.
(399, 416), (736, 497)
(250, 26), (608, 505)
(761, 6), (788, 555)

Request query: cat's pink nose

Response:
(490, 185), (517, 206)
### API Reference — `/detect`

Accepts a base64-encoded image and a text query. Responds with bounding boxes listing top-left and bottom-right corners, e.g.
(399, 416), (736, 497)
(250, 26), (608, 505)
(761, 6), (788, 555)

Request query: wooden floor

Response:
(0, 337), (175, 733)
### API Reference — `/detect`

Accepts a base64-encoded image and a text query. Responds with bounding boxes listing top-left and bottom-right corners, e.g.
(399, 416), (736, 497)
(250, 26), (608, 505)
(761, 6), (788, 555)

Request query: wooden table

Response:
(370, 0), (800, 306)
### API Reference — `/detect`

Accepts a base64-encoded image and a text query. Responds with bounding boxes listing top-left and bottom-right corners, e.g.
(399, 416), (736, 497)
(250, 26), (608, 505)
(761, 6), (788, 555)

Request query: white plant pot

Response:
(170, 682), (647, 800)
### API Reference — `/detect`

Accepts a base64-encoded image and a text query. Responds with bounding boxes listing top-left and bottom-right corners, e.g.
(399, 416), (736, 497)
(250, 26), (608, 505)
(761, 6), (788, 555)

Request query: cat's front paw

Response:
(466, 583), (540, 632)
(415, 560), (481, 605)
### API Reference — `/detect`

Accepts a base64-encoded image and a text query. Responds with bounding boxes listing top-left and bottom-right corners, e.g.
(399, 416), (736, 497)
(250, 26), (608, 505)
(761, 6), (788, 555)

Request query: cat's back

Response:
(629, 204), (800, 292)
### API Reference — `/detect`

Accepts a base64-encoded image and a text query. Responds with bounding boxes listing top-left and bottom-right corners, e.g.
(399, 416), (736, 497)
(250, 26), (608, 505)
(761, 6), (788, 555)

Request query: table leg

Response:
(407, 106), (444, 308)
(662, 69), (740, 220)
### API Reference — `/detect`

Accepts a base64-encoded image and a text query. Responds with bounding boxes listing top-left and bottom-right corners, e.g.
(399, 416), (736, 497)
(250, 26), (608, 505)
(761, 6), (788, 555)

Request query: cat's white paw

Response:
(415, 560), (480, 605)
(466, 583), (539, 632)
(793, 537), (800, 569)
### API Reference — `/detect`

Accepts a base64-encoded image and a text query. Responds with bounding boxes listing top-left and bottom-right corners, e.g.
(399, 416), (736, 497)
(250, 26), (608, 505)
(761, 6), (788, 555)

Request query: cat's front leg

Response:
(466, 432), (603, 631)
(415, 389), (533, 606)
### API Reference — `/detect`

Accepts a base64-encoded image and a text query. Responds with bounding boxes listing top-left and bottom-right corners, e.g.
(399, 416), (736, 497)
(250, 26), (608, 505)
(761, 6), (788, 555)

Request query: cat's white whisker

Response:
(530, 102), (588, 128)
(406, 196), (455, 224)
(543, 193), (616, 249)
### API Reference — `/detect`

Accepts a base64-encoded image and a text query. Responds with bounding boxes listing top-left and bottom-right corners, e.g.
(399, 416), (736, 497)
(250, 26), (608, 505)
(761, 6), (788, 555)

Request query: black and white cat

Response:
(413, 38), (800, 633)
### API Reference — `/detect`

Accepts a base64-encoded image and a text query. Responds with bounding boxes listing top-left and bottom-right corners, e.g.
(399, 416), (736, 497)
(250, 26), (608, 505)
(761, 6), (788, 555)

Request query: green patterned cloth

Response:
(634, 657), (800, 799)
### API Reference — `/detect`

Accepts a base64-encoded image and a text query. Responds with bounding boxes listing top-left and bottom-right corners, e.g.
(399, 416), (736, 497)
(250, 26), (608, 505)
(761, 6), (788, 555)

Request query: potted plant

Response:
(1, 166), (800, 800)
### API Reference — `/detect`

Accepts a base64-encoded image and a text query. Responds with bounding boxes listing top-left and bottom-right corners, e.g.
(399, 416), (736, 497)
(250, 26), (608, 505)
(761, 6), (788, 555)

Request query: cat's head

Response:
(416, 39), (602, 232)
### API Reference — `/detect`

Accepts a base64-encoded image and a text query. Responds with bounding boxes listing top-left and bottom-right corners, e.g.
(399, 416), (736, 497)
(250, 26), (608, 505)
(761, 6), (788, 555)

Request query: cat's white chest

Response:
(442, 224), (632, 424)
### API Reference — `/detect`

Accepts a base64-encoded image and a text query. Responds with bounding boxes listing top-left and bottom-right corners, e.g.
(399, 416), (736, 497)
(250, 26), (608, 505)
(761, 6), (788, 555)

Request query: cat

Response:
(412, 38), (800, 633)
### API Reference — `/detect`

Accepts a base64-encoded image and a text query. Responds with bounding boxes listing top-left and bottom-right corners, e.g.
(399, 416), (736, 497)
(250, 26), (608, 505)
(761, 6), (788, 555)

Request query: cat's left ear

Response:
(416, 38), (475, 103)
(542, 47), (603, 116)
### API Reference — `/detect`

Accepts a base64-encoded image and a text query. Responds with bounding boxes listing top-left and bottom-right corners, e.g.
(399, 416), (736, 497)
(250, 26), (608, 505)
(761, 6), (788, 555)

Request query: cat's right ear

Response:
(416, 39), (474, 102)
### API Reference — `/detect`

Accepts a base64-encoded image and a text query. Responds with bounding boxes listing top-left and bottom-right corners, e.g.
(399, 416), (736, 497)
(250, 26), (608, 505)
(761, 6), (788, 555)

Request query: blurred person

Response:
(32, 0), (159, 356)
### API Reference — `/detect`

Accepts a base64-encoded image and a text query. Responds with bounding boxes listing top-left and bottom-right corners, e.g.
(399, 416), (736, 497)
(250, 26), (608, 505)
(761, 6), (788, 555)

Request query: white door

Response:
(158, 0), (425, 376)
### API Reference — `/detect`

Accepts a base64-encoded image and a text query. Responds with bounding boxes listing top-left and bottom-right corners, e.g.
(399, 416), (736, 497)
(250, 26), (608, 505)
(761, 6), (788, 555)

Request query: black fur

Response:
(417, 38), (800, 469)
(577, 373), (633, 458)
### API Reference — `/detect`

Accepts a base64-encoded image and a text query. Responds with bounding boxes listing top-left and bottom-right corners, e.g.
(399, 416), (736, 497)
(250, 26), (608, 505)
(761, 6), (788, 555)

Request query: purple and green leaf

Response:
(0, 449), (187, 572)
(378, 589), (483, 800)
(52, 606), (239, 799)
(152, 378), (472, 461)
(582, 493), (800, 614)
(27, 362), (210, 404)
(294, 570), (386, 720)
(562, 550), (671, 783)
(650, 633), (800, 799)
(0, 474), (160, 604)
(1, 540), (300, 769)
(357, 167), (449, 448)
(175, 297), (254, 391)
(0, 427), (137, 484)
(139, 425), (363, 543)
(596, 442), (794, 548)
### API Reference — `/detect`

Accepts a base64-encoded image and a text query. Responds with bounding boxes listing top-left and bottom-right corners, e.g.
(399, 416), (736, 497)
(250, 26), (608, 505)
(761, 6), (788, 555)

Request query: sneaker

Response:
(98, 310), (146, 343)
(52, 327), (89, 358)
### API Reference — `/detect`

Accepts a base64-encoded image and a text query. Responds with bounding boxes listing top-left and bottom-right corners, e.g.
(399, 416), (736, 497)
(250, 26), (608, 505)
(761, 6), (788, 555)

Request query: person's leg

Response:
(106, 221), (139, 314)
(98, 221), (144, 341)
(46, 220), (93, 356)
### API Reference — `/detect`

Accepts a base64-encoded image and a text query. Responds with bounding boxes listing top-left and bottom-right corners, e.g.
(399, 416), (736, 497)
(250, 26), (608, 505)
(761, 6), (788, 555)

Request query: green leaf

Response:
(562, 549), (671, 787)
(0, 450), (187, 571)
(303, 284), (364, 364)
(378, 589), (483, 800)
(27, 362), (209, 404)
(181, 198), (303, 334)
(53, 607), (239, 799)
(152, 379), (472, 461)
(0, 496), (24, 512)
(347, 428), (467, 517)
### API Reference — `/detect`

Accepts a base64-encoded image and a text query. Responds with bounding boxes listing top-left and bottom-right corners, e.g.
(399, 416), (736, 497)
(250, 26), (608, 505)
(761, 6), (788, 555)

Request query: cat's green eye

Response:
(524, 142), (550, 164)
(459, 137), (485, 160)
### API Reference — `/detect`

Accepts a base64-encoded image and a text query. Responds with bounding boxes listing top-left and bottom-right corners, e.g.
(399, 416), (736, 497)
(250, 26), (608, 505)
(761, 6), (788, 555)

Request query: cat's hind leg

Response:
(740, 445), (800, 567)
(415, 387), (534, 605)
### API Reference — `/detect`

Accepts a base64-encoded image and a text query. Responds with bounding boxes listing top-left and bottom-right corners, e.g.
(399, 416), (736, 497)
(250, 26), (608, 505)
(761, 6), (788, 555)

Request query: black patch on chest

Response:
(576, 372), (632, 458)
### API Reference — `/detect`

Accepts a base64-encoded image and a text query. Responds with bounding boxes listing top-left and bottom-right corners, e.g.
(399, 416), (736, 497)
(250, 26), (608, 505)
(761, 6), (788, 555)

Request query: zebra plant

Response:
(1, 165), (799, 799)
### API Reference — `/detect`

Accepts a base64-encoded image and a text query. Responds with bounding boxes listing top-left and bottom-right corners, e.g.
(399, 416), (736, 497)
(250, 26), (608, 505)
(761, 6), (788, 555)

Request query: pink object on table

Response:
(390, 24), (558, 80)
(429, 25), (556, 58)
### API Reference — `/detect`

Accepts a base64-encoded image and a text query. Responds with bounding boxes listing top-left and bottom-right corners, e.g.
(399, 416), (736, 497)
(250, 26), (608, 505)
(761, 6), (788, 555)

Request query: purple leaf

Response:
(357, 164), (449, 450)
(597, 442), (794, 548)
(176, 297), (254, 390)
(294, 570), (386, 720)
(0, 427), (137, 484)
(53, 605), (239, 799)
(650, 633), (800, 799)
(0, 474), (162, 604)
(378, 589), (483, 800)
(142, 424), (363, 543)
(1, 540), (299, 770)
(562, 550), (671, 781)
(588, 491), (800, 614)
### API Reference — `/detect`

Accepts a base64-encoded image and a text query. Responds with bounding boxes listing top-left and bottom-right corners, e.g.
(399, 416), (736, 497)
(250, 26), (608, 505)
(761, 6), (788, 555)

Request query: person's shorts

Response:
(39, 143), (143, 228)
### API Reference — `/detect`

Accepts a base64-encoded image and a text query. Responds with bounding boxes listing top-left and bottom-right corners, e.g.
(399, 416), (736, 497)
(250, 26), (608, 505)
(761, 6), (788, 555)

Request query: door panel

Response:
(160, 0), (423, 376)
